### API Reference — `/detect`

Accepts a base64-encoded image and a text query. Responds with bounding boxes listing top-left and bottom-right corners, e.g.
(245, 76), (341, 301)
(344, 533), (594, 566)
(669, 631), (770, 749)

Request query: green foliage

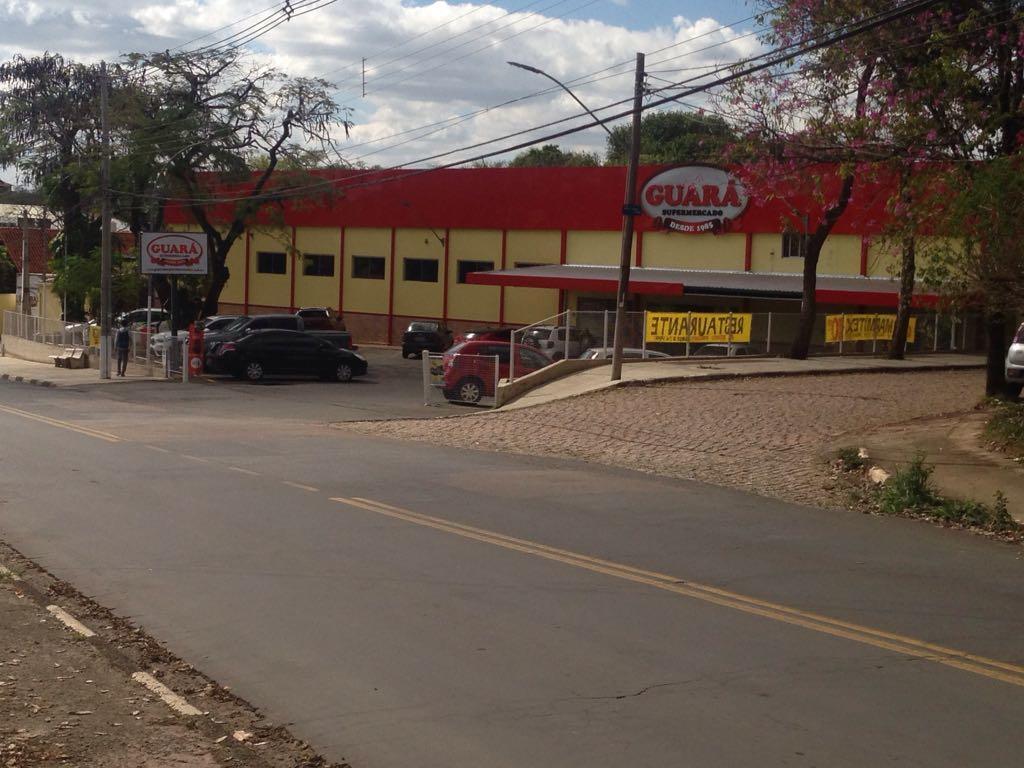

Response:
(508, 144), (600, 167)
(984, 400), (1024, 454)
(835, 446), (867, 471)
(50, 247), (143, 320)
(874, 454), (1021, 533)
(0, 246), (15, 293)
(606, 110), (735, 166)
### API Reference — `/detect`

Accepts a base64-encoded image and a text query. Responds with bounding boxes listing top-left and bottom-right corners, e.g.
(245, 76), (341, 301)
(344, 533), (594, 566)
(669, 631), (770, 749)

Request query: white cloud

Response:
(0, 1), (762, 165)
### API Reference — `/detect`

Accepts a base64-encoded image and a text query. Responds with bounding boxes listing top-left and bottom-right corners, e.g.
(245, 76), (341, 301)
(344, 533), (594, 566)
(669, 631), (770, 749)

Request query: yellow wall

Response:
(221, 235), (246, 305)
(0, 293), (15, 333)
(294, 227), (341, 310)
(566, 231), (636, 266)
(393, 228), (444, 318)
(343, 228), (391, 315)
(504, 230), (560, 325)
(248, 229), (292, 309)
(750, 233), (862, 275)
(36, 281), (62, 320)
(447, 229), (501, 322)
(643, 232), (744, 271)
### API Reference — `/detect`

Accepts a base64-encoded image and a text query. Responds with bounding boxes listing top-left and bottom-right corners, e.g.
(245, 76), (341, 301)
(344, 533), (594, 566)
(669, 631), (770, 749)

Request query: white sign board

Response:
(641, 166), (749, 233)
(140, 232), (209, 275)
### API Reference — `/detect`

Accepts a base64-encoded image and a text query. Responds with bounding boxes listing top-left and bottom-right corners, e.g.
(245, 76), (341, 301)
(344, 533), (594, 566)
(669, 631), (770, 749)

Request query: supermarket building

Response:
(166, 165), (931, 345)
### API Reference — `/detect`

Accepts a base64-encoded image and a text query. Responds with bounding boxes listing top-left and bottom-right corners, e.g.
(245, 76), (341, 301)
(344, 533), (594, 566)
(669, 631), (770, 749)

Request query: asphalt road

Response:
(0, 380), (1022, 767)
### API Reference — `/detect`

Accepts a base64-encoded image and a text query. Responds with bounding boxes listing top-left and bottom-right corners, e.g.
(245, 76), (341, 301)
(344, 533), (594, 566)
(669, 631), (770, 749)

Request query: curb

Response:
(0, 372), (56, 387)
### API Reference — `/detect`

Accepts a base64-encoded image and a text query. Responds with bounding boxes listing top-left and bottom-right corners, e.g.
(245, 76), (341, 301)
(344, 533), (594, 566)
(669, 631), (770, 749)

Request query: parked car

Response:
(691, 343), (758, 357)
(1005, 323), (1024, 398)
(452, 327), (516, 345)
(296, 307), (346, 331)
(579, 347), (672, 360)
(116, 308), (170, 329)
(442, 340), (551, 404)
(520, 325), (595, 360)
(150, 315), (243, 357)
(402, 321), (453, 358)
(204, 314), (354, 366)
(205, 329), (367, 382)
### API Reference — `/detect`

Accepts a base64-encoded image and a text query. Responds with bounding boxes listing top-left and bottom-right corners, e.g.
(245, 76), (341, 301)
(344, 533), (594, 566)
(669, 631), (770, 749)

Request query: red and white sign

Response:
(140, 232), (209, 275)
(641, 166), (749, 233)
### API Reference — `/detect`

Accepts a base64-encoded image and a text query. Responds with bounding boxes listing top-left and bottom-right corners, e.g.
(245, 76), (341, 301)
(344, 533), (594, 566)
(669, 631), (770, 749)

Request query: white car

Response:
(1005, 323), (1024, 398)
(149, 315), (244, 357)
(579, 347), (671, 360)
(691, 343), (758, 357)
(520, 325), (595, 360)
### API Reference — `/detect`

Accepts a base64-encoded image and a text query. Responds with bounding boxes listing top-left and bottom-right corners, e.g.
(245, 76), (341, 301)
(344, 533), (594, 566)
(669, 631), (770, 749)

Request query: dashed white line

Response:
(145, 444), (171, 454)
(228, 466), (260, 476)
(283, 481), (319, 492)
(182, 454), (210, 463)
(46, 605), (96, 638)
(131, 672), (203, 717)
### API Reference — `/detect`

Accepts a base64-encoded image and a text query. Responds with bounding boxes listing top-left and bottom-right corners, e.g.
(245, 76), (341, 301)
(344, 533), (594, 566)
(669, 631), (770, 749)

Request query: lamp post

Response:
(507, 61), (613, 137)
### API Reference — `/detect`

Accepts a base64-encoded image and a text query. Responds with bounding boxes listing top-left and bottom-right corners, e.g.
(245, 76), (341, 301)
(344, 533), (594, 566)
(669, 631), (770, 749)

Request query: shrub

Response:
(985, 401), (1024, 454)
(835, 446), (867, 471)
(876, 454), (936, 515)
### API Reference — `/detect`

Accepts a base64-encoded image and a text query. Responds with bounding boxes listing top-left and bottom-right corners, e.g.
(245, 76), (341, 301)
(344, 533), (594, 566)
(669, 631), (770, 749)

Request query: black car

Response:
(206, 329), (368, 382)
(402, 320), (454, 358)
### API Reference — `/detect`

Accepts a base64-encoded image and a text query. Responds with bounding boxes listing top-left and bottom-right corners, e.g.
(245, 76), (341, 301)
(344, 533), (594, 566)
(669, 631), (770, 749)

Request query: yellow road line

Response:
(283, 481), (319, 492)
(228, 466), (260, 476)
(334, 496), (1024, 690)
(0, 403), (121, 443)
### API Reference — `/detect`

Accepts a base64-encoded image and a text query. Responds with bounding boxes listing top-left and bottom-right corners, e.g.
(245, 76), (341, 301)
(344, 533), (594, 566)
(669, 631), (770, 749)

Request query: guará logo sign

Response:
(140, 233), (210, 274)
(641, 166), (749, 233)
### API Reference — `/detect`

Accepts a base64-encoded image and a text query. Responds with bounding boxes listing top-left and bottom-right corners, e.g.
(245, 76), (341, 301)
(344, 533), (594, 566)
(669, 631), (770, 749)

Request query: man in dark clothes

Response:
(115, 319), (131, 377)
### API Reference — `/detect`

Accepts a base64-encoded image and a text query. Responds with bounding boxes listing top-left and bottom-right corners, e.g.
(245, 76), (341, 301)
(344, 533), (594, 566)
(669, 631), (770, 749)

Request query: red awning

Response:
(467, 265), (938, 308)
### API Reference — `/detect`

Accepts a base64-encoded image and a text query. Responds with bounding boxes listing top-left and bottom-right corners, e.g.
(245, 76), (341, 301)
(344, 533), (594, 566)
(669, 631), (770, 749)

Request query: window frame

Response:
(302, 253), (335, 277)
(351, 255), (386, 280)
(781, 232), (809, 259)
(403, 257), (439, 283)
(456, 260), (495, 284)
(256, 251), (287, 275)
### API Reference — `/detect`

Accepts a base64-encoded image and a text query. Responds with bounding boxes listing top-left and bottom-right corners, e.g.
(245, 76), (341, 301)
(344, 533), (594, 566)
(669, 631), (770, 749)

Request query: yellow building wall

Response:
(447, 229), (501, 322)
(393, 228), (444, 318)
(0, 293), (15, 333)
(294, 227), (341, 310)
(566, 231), (636, 266)
(221, 236), (246, 305)
(643, 232), (745, 271)
(750, 233), (861, 275)
(343, 228), (391, 315)
(248, 229), (292, 309)
(504, 230), (561, 325)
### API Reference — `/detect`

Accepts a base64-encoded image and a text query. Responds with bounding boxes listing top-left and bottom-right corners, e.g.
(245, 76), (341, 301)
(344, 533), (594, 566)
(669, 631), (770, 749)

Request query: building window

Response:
(303, 254), (335, 277)
(352, 255), (385, 280)
(403, 258), (439, 282)
(257, 251), (287, 274)
(457, 260), (494, 284)
(782, 232), (808, 259)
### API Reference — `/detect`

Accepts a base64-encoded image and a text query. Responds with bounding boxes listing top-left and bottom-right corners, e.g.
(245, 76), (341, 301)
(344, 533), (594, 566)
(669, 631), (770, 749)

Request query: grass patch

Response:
(984, 399), (1024, 455)
(834, 446), (868, 471)
(876, 454), (1020, 534)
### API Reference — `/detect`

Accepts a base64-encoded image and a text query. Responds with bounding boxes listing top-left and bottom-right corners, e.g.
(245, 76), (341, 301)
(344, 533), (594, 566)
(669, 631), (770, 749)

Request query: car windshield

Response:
(205, 317), (237, 331)
(222, 317), (251, 332)
(1016, 325), (1024, 343)
(523, 329), (549, 340)
(409, 322), (438, 332)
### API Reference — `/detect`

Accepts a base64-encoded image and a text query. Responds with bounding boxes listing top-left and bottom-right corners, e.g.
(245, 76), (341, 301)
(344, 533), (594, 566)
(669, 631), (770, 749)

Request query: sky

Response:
(0, 0), (762, 169)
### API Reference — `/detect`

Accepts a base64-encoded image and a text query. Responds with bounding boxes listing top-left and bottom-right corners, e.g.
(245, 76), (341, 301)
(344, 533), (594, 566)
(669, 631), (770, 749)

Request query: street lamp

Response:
(507, 61), (613, 137)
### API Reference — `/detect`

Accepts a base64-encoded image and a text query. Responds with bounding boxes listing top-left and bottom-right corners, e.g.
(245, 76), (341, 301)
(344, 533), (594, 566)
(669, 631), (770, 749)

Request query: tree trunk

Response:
(789, 251), (820, 359)
(201, 253), (231, 318)
(889, 235), (915, 359)
(985, 310), (1008, 397)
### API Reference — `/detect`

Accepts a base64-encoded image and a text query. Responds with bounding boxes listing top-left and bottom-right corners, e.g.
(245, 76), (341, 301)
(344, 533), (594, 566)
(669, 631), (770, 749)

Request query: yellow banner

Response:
(825, 314), (916, 344)
(645, 312), (753, 344)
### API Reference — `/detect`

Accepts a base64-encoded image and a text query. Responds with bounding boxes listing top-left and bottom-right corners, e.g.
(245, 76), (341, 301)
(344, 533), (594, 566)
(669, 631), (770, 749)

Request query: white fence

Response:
(2, 310), (90, 347)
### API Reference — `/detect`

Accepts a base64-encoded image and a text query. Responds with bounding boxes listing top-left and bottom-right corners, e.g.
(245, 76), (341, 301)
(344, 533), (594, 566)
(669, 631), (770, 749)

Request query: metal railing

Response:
(2, 310), (90, 347)
(423, 351), (498, 408)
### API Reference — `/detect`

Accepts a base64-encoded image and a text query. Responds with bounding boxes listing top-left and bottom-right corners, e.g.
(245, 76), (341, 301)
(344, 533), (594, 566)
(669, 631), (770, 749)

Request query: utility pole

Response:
(19, 209), (30, 317)
(610, 52), (645, 382)
(99, 60), (112, 379)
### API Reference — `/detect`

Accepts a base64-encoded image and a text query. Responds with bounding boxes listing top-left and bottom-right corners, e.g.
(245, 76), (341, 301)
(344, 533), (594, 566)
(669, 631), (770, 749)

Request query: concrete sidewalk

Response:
(502, 353), (985, 410)
(0, 355), (167, 388)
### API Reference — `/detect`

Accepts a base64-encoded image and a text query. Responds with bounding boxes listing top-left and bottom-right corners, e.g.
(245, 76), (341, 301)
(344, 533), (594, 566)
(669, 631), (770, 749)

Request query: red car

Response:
(443, 341), (551, 404)
(451, 326), (516, 346)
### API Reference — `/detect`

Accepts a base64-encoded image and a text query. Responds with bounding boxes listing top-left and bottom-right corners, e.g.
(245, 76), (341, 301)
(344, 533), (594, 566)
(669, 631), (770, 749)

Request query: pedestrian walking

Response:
(115, 320), (131, 377)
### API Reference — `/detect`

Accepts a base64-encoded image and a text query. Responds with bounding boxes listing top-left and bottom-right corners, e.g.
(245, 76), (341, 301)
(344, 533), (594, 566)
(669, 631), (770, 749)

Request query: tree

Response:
(0, 245), (15, 293)
(605, 110), (734, 165)
(120, 49), (352, 317)
(508, 144), (599, 167)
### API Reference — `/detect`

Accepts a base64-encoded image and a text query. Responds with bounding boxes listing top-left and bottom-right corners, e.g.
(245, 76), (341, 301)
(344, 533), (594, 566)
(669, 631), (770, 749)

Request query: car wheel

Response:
(244, 360), (265, 382)
(456, 376), (484, 404)
(335, 361), (354, 382)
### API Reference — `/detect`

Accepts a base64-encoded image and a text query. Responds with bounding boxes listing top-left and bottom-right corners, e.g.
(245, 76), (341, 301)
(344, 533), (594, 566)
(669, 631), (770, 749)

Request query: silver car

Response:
(1005, 323), (1024, 397)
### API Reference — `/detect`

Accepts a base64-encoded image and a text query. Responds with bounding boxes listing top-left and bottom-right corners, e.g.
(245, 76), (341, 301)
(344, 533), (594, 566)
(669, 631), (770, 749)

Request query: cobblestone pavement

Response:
(340, 370), (986, 507)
